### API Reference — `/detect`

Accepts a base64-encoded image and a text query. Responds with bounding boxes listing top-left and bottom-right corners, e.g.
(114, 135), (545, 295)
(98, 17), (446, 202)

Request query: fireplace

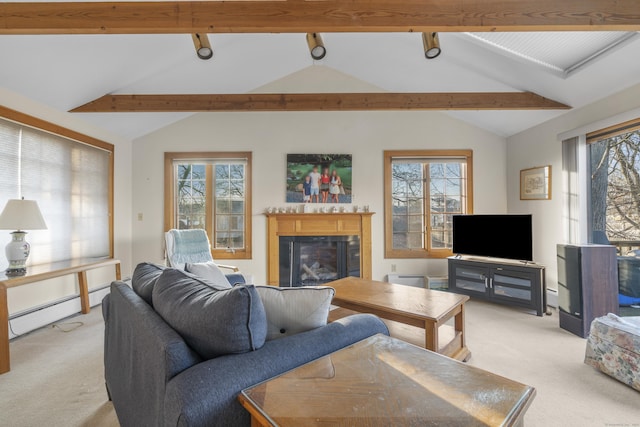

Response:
(279, 236), (360, 287)
(265, 212), (373, 286)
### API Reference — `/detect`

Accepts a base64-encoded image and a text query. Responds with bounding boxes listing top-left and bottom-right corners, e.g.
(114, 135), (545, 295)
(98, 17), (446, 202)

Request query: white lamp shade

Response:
(0, 199), (47, 231)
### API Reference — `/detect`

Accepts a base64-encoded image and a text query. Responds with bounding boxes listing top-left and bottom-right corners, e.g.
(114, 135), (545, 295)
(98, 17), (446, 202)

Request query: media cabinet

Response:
(448, 256), (547, 316)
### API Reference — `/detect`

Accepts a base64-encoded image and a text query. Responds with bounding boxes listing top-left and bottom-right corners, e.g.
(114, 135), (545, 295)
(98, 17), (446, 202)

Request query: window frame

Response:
(384, 150), (473, 259)
(164, 152), (252, 260)
(0, 106), (114, 260)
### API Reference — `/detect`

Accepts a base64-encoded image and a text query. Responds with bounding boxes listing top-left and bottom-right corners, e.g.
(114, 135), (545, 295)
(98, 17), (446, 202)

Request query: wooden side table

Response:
(0, 257), (121, 374)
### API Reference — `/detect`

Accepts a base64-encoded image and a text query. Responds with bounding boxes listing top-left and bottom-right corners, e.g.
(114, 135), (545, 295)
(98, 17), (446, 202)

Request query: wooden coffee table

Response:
(238, 334), (536, 427)
(328, 276), (471, 361)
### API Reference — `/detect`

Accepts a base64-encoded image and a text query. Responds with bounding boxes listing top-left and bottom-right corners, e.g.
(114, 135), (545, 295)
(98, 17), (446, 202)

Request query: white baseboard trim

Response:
(547, 288), (558, 308)
(8, 286), (111, 339)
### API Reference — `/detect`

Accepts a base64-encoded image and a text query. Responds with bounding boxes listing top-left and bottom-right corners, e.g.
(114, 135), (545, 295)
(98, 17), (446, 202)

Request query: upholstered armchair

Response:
(164, 228), (249, 284)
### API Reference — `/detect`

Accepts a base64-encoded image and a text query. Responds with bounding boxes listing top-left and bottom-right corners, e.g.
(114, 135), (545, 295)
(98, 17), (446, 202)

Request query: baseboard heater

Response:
(386, 274), (426, 288)
(546, 288), (558, 308)
(7, 280), (127, 339)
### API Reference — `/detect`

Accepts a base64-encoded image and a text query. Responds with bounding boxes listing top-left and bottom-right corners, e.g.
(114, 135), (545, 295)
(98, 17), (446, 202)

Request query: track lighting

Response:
(306, 33), (326, 60)
(422, 32), (441, 59)
(192, 33), (213, 60)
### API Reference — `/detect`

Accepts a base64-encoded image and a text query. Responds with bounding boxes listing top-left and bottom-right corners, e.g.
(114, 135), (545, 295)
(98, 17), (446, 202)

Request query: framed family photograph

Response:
(286, 154), (352, 203)
(520, 165), (552, 200)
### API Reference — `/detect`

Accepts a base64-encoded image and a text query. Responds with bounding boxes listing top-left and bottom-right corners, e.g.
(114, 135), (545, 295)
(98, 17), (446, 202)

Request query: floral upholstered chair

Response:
(585, 313), (640, 392)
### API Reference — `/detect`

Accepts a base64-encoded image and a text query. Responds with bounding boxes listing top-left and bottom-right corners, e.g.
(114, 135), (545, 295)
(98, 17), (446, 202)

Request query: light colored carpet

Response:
(0, 309), (119, 427)
(1, 300), (639, 426)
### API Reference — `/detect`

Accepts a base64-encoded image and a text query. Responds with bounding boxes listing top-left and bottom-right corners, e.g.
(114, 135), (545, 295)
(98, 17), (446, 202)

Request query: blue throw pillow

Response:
(152, 268), (267, 359)
(131, 262), (167, 306)
(619, 293), (640, 306)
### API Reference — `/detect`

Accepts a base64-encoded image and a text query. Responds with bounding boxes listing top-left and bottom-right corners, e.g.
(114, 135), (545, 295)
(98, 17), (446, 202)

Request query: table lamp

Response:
(0, 198), (47, 276)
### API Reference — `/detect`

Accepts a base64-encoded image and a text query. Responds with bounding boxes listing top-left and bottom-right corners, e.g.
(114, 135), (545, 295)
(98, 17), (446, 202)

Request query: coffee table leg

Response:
(456, 303), (472, 362)
(456, 304), (465, 349)
(425, 320), (438, 352)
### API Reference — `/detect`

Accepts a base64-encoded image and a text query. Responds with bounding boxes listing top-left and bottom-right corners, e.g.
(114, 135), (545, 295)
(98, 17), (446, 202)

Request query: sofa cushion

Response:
(131, 262), (167, 306)
(152, 268), (267, 359)
(185, 261), (232, 289)
(255, 286), (335, 340)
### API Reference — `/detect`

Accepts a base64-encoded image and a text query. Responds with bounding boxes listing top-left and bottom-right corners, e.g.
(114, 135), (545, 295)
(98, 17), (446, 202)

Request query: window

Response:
(164, 152), (252, 259)
(0, 107), (113, 264)
(587, 118), (640, 254)
(384, 150), (473, 258)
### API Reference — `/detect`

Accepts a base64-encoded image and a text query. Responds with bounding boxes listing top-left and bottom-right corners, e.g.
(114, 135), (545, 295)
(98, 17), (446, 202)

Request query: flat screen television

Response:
(452, 214), (533, 261)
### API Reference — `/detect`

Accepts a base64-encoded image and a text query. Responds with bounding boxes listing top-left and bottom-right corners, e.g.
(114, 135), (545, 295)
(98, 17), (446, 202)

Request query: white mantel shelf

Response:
(265, 212), (374, 286)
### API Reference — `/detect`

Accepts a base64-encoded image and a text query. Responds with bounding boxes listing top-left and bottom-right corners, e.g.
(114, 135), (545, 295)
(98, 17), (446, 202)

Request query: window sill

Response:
(212, 250), (252, 260)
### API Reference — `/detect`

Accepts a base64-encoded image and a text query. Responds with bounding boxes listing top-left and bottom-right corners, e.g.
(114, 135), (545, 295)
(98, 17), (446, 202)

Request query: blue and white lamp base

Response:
(5, 231), (30, 276)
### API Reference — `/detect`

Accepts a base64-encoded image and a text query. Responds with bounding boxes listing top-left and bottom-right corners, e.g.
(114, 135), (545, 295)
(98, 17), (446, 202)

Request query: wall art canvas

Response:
(286, 154), (352, 203)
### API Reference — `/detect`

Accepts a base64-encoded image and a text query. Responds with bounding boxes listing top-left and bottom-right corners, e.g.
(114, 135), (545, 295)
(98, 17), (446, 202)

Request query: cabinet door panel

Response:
(452, 265), (488, 296)
(456, 279), (486, 293)
(455, 267), (485, 281)
(491, 269), (537, 306)
(493, 285), (531, 301)
(493, 273), (532, 288)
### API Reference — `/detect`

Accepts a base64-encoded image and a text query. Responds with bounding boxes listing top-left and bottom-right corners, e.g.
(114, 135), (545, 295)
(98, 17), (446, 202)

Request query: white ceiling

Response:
(1, 31), (639, 140)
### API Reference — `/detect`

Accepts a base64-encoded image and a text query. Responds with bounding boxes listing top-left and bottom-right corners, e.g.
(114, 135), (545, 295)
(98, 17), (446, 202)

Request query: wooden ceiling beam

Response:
(2, 0), (640, 35)
(70, 92), (570, 113)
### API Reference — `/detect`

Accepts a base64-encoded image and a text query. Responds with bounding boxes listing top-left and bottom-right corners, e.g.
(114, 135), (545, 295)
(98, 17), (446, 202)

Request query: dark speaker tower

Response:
(557, 244), (618, 337)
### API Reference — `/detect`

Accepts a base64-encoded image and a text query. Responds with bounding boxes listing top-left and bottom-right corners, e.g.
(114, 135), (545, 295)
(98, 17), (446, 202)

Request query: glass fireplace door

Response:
(279, 236), (360, 287)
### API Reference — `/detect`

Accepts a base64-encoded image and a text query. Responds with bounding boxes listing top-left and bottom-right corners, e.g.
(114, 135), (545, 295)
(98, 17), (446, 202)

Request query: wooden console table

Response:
(0, 257), (121, 374)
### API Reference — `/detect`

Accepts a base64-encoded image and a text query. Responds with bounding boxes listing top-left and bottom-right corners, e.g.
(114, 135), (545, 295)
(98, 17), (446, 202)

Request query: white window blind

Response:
(0, 117), (111, 265)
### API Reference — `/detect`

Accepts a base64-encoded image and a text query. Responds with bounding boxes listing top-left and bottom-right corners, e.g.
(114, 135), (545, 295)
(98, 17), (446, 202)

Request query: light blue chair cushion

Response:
(166, 229), (213, 267)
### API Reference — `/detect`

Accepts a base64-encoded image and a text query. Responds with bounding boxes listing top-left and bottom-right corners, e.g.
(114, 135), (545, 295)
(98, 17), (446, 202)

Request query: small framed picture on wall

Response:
(520, 165), (551, 200)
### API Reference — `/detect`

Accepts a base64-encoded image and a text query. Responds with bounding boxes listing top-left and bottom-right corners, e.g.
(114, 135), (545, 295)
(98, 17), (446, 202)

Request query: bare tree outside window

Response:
(176, 164), (206, 230)
(388, 154), (469, 257)
(590, 130), (640, 254)
(214, 163), (245, 249)
(391, 162), (424, 250)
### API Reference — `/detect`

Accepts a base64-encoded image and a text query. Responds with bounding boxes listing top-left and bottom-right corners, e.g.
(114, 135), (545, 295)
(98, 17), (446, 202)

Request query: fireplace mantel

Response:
(266, 212), (374, 286)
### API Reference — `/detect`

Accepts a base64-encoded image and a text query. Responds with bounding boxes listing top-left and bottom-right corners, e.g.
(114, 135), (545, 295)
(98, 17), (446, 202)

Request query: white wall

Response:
(507, 82), (640, 291)
(132, 110), (507, 283)
(0, 88), (133, 315)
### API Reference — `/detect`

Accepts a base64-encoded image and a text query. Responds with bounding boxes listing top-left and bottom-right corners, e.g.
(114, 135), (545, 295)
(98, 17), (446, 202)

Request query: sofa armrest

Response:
(104, 282), (202, 427)
(163, 313), (388, 427)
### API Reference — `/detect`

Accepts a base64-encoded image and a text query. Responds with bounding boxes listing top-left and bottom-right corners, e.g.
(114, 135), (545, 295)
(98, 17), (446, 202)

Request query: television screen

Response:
(452, 214), (533, 261)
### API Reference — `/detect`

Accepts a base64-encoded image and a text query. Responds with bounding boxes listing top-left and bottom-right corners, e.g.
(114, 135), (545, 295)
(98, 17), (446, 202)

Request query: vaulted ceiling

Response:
(1, 1), (640, 140)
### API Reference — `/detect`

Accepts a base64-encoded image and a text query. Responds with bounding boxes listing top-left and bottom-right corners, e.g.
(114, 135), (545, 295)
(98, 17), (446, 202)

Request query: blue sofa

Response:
(102, 263), (388, 427)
